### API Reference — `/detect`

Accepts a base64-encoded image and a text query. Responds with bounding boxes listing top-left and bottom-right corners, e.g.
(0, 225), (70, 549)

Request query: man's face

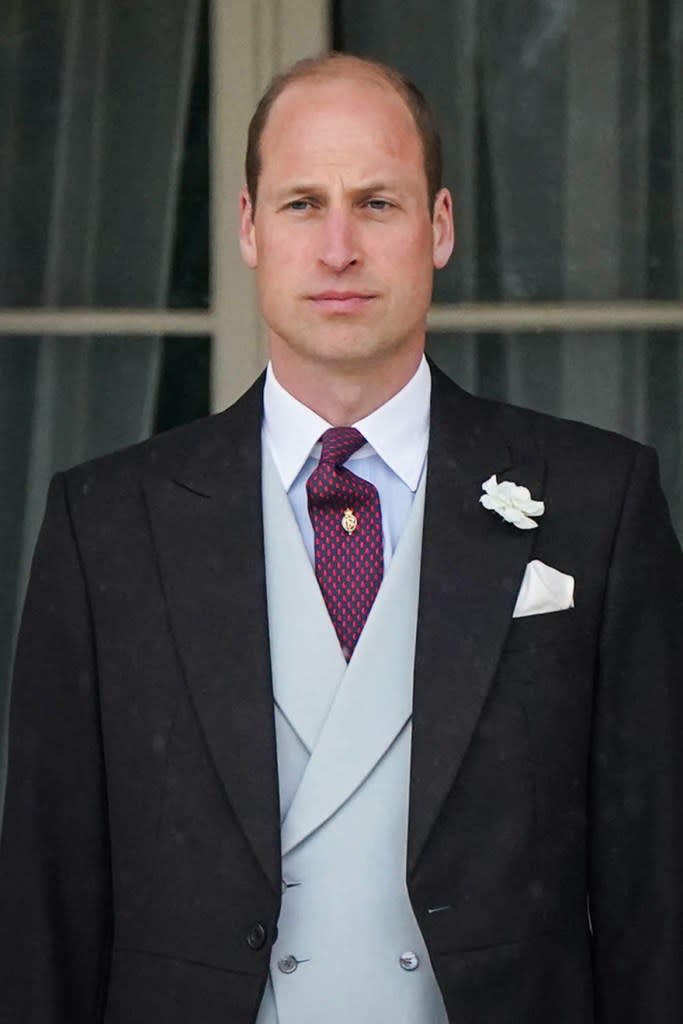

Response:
(239, 72), (454, 378)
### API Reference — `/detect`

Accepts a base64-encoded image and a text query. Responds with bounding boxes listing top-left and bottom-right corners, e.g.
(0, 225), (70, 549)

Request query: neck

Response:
(270, 350), (424, 425)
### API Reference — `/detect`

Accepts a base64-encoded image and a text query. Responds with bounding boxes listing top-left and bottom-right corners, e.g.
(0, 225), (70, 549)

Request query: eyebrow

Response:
(272, 180), (404, 202)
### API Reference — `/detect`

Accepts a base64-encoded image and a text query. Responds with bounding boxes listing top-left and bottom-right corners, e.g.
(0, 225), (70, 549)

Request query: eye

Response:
(365, 198), (393, 211)
(286, 198), (314, 211)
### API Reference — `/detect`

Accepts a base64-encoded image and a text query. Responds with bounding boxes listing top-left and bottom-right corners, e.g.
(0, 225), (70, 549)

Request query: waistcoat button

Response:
(278, 954), (298, 974)
(246, 922), (267, 950)
(399, 951), (420, 971)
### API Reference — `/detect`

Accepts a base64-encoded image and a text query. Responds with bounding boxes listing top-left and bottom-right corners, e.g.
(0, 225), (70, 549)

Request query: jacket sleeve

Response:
(589, 444), (683, 1021)
(0, 473), (112, 1023)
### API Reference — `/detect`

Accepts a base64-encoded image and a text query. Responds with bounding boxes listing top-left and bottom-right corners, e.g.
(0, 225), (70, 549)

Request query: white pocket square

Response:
(512, 559), (575, 618)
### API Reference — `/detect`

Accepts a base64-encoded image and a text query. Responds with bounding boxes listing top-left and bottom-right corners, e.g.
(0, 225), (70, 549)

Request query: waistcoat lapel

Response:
(262, 443), (346, 756)
(279, 469), (427, 857)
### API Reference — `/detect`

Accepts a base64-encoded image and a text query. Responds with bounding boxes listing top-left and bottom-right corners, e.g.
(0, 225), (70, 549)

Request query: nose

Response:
(318, 208), (359, 272)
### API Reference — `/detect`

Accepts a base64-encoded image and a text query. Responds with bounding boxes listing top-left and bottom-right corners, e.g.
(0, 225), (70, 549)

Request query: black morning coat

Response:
(0, 364), (681, 1023)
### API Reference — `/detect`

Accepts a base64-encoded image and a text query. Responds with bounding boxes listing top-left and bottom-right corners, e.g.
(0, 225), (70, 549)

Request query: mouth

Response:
(308, 291), (377, 314)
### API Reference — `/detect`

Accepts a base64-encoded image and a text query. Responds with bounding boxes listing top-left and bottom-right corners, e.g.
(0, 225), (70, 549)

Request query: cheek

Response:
(379, 226), (433, 279)
(255, 222), (306, 270)
(255, 241), (301, 301)
(388, 247), (435, 306)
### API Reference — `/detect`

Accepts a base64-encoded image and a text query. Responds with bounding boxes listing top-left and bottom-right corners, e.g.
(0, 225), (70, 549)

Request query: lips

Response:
(308, 291), (376, 313)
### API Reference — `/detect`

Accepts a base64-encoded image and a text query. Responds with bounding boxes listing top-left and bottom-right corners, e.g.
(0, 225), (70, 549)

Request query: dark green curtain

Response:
(0, 0), (208, 814)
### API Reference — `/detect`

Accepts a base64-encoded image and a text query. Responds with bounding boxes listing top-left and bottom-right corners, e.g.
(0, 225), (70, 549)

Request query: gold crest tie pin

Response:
(341, 508), (358, 534)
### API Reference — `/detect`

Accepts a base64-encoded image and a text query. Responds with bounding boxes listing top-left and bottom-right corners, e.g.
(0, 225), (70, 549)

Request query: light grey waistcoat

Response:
(255, 445), (448, 1024)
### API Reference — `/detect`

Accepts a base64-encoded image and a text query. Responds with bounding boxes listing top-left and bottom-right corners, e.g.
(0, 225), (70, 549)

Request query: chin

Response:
(302, 330), (392, 360)
(269, 313), (424, 372)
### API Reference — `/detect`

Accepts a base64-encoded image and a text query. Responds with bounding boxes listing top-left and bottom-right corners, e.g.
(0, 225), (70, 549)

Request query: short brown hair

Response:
(245, 52), (443, 210)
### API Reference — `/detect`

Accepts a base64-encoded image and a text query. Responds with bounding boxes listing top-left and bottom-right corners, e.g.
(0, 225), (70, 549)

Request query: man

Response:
(0, 52), (681, 1024)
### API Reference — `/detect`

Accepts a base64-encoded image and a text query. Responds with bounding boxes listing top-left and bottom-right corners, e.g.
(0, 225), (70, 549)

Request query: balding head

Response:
(245, 52), (443, 211)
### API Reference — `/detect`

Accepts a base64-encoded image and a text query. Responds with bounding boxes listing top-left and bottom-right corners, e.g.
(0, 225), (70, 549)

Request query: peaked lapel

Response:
(281, 471), (427, 857)
(143, 376), (281, 894)
(408, 364), (545, 875)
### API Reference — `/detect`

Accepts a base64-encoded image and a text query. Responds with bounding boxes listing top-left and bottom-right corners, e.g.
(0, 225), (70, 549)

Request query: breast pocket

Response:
(502, 607), (577, 653)
(493, 606), (593, 849)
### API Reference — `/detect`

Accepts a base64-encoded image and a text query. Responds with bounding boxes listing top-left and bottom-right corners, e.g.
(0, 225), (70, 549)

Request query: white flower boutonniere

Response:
(480, 475), (545, 530)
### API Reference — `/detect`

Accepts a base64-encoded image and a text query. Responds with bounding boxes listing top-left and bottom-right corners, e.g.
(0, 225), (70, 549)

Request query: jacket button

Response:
(246, 922), (267, 951)
(277, 954), (298, 974)
(399, 951), (420, 971)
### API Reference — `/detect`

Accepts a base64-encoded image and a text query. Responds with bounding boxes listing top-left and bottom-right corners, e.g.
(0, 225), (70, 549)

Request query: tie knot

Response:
(318, 426), (366, 467)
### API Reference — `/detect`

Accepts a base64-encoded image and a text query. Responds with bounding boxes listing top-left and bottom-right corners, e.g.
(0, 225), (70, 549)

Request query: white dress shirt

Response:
(262, 357), (431, 568)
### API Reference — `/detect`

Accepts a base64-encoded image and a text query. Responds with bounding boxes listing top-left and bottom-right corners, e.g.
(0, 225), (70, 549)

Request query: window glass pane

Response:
(335, 0), (683, 303)
(155, 334), (211, 432)
(0, 0), (209, 309)
(0, 330), (211, 713)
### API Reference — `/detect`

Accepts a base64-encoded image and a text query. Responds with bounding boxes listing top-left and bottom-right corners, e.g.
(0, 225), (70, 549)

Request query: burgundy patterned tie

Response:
(306, 427), (384, 660)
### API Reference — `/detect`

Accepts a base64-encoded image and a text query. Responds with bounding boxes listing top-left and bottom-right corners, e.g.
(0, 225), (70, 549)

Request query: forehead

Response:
(258, 73), (425, 187)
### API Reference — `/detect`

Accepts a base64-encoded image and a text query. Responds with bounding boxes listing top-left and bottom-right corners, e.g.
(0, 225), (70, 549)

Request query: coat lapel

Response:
(143, 377), (281, 894)
(408, 365), (545, 875)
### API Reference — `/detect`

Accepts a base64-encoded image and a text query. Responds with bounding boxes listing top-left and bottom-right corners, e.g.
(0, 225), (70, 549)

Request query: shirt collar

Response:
(262, 356), (431, 492)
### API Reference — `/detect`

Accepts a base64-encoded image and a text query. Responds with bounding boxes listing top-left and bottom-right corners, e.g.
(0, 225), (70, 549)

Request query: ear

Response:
(239, 187), (258, 268)
(431, 187), (455, 269)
